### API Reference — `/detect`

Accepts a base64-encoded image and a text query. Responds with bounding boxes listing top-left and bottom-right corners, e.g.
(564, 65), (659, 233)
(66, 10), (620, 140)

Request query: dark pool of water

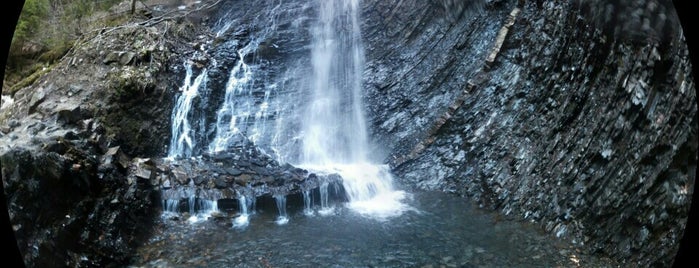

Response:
(132, 191), (615, 267)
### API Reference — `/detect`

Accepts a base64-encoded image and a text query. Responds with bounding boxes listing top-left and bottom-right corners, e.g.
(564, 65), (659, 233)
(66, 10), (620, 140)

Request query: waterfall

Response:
(318, 181), (333, 215)
(299, 0), (411, 220)
(274, 195), (289, 225)
(233, 195), (252, 228)
(302, 0), (367, 164)
(208, 46), (255, 153)
(302, 190), (314, 216)
(168, 63), (208, 158)
(208, 1), (284, 153)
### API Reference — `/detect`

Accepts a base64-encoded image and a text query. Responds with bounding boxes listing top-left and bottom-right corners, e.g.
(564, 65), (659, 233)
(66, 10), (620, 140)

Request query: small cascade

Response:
(185, 187), (199, 223)
(208, 47), (254, 152)
(233, 195), (252, 228)
(208, 2), (284, 153)
(160, 188), (219, 223)
(188, 193), (197, 215)
(0, 95), (14, 111)
(162, 199), (180, 215)
(302, 190), (314, 216)
(318, 181), (333, 215)
(187, 199), (219, 224)
(169, 63), (208, 158)
(250, 195), (257, 213)
(199, 199), (219, 214)
(274, 195), (289, 225)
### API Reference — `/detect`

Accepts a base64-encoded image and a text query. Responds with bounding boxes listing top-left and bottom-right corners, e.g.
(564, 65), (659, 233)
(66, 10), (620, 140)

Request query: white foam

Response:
(301, 163), (414, 220)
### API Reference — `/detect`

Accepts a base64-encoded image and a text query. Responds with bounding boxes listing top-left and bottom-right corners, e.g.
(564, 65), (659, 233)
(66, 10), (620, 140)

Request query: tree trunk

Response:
(131, 0), (136, 15)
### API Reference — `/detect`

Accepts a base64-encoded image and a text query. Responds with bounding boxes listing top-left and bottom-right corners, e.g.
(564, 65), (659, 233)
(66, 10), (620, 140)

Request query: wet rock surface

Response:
(0, 137), (160, 267)
(158, 136), (343, 204)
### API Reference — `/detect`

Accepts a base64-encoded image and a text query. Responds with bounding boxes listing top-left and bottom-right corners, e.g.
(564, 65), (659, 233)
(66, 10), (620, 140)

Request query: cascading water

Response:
(302, 190), (314, 216)
(298, 0), (411, 219)
(233, 195), (252, 228)
(162, 199), (180, 215)
(274, 195), (289, 225)
(318, 181), (332, 215)
(208, 1), (285, 153)
(208, 46), (255, 152)
(168, 63), (208, 158)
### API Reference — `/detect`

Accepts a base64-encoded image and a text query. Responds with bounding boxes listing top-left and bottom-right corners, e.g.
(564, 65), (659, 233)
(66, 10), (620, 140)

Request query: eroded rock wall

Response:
(362, 0), (696, 266)
(0, 10), (210, 266)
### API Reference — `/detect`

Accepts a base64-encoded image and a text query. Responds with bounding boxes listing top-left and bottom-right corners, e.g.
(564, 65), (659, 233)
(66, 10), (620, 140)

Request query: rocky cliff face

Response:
(0, 9), (208, 266)
(361, 0), (696, 266)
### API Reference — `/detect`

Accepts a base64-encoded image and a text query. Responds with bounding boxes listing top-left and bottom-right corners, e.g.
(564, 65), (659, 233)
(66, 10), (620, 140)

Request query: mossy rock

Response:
(107, 66), (157, 98)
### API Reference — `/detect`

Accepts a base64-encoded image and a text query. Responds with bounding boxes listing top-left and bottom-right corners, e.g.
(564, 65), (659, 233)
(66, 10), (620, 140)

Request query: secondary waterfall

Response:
(208, 45), (255, 153)
(299, 0), (410, 219)
(168, 63), (208, 158)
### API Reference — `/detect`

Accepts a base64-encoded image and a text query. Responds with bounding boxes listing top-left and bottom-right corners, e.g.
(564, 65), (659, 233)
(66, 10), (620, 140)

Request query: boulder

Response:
(56, 105), (82, 125)
(214, 177), (228, 188)
(103, 51), (120, 64)
(171, 167), (189, 185)
(234, 174), (251, 186)
(119, 52), (136, 65)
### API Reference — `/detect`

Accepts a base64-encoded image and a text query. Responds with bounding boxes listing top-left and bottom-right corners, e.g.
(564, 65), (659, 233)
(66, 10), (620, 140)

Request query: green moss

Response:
(107, 66), (157, 99)
(6, 64), (52, 96)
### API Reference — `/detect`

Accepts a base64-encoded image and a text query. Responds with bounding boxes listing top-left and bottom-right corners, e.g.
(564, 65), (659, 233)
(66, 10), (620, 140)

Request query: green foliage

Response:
(5, 0), (125, 91)
(13, 0), (49, 43)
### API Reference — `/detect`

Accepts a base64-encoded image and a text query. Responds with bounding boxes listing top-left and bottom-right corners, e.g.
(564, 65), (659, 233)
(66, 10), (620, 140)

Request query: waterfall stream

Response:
(298, 0), (411, 219)
(168, 63), (208, 158)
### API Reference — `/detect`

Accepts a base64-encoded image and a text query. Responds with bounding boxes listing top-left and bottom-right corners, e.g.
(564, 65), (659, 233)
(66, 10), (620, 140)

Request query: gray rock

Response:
(234, 174), (251, 186)
(193, 175), (207, 185)
(28, 87), (47, 114)
(134, 165), (152, 180)
(119, 52), (136, 65)
(227, 168), (243, 176)
(214, 177), (228, 188)
(57, 106), (82, 125)
(103, 51), (120, 64)
(172, 167), (188, 185)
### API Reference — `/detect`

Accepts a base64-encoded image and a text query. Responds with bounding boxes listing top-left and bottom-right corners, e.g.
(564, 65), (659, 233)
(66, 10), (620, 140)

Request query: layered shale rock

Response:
(361, 0), (696, 266)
